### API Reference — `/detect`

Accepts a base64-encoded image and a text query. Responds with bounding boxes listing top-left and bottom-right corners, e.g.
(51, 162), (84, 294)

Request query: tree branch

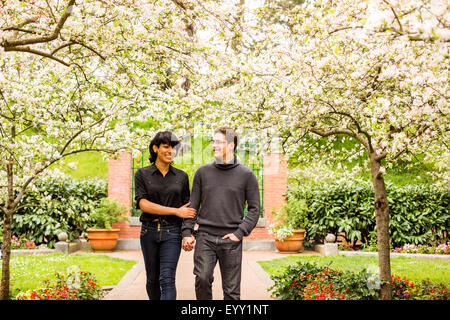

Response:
(327, 109), (373, 151)
(2, 27), (39, 35)
(50, 41), (75, 56)
(375, 152), (388, 161)
(2, 0), (75, 47)
(3, 45), (70, 66)
(2, 18), (36, 34)
(72, 40), (106, 60)
(309, 127), (370, 151)
(382, 0), (403, 32)
(59, 117), (107, 155)
(328, 26), (363, 35)
(316, 98), (374, 152)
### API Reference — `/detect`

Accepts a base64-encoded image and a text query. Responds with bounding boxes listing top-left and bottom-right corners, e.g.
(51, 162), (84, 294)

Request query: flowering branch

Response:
(309, 127), (370, 153)
(3, 45), (71, 66)
(2, 0), (75, 47)
(1, 0), (76, 66)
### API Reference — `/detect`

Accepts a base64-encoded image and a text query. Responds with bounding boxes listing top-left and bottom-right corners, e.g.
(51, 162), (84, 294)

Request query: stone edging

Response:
(10, 248), (56, 256)
(101, 260), (144, 300)
(339, 250), (450, 261)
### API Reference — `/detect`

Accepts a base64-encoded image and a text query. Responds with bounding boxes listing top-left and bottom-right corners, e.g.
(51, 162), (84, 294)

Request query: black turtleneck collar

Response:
(214, 154), (240, 170)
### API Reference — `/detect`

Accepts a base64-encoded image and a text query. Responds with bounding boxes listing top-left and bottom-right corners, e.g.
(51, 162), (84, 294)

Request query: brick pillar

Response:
(244, 153), (287, 241)
(262, 152), (287, 238)
(108, 152), (140, 239)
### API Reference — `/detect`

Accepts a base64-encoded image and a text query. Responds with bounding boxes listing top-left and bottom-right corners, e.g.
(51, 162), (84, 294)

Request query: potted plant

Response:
(269, 198), (309, 253)
(86, 198), (129, 252)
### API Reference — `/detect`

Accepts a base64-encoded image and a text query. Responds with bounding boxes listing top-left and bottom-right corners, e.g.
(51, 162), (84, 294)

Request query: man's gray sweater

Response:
(181, 155), (261, 239)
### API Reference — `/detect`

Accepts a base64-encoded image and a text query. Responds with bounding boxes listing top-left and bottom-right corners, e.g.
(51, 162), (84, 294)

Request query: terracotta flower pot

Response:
(86, 229), (120, 252)
(275, 229), (306, 253)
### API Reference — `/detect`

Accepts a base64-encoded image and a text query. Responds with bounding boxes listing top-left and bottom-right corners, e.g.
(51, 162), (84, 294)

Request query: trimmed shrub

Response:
(1, 176), (107, 248)
(88, 197), (129, 229)
(287, 181), (449, 247)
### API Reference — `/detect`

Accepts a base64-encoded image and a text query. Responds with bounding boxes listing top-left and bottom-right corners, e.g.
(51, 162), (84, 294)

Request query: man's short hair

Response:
(149, 131), (180, 163)
(214, 126), (238, 151)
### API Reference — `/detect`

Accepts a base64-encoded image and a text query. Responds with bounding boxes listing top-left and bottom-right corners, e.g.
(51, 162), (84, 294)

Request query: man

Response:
(182, 126), (261, 300)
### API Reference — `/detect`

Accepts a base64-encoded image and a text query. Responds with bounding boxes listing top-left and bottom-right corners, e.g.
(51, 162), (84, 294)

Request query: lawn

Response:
(5, 253), (136, 298)
(258, 255), (450, 287)
(51, 151), (109, 180)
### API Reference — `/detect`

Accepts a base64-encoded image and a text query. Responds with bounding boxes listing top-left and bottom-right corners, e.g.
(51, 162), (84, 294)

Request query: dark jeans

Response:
(193, 231), (243, 300)
(140, 220), (182, 300)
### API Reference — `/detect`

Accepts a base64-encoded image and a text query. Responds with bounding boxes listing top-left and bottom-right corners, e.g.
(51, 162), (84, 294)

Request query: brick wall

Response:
(108, 152), (140, 238)
(244, 153), (287, 241)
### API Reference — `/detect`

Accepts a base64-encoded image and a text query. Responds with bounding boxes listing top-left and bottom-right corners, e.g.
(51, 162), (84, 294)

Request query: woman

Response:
(134, 131), (196, 300)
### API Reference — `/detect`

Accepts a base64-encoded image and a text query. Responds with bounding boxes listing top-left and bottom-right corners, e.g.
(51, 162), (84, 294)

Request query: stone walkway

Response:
(101, 249), (320, 300)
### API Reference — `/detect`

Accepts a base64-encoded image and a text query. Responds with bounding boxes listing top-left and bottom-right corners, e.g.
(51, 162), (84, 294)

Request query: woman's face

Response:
(153, 143), (176, 164)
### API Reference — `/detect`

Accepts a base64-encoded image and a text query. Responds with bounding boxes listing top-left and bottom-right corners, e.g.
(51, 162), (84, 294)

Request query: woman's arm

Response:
(139, 198), (195, 218)
(134, 169), (196, 218)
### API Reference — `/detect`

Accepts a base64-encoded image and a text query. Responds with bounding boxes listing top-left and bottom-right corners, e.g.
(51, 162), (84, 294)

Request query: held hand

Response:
(176, 202), (197, 219)
(222, 233), (240, 242)
(182, 236), (195, 251)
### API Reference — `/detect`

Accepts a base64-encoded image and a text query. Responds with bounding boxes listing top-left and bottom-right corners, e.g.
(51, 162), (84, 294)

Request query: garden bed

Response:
(259, 255), (450, 300)
(3, 253), (136, 299)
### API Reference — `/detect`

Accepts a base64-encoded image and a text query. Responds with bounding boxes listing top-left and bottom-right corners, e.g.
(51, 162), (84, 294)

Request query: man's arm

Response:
(182, 169), (201, 237)
(232, 171), (261, 240)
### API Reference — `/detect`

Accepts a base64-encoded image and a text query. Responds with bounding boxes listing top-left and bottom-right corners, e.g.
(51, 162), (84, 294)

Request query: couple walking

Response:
(134, 127), (261, 300)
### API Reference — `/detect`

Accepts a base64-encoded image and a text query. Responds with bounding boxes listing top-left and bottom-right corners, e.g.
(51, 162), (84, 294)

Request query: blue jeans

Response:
(140, 220), (182, 300)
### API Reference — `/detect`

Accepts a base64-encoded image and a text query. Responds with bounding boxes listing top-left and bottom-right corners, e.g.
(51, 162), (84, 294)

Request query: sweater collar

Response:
(214, 154), (240, 170)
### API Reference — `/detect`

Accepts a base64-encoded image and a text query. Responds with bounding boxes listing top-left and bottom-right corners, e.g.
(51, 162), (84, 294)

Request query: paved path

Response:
(101, 249), (320, 300)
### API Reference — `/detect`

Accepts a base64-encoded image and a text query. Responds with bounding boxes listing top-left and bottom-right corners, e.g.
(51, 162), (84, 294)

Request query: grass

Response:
(5, 253), (136, 297)
(52, 151), (109, 180)
(258, 255), (450, 287)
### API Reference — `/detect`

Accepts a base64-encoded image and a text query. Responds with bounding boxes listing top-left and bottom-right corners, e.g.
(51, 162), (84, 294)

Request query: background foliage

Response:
(0, 176), (107, 248)
(287, 180), (449, 247)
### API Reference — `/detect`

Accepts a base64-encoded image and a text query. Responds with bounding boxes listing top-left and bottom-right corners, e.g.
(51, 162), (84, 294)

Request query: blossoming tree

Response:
(198, 0), (449, 299)
(1, 0), (447, 301)
(0, 0), (210, 300)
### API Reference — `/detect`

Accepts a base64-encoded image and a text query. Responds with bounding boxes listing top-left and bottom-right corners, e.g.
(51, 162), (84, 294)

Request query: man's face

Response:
(153, 143), (176, 164)
(212, 132), (233, 160)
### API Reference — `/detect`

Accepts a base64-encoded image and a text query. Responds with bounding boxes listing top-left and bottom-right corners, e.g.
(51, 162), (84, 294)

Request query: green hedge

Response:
(287, 181), (449, 247)
(1, 177), (107, 248)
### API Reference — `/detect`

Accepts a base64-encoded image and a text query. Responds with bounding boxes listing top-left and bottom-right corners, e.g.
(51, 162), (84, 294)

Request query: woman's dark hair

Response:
(149, 131), (180, 163)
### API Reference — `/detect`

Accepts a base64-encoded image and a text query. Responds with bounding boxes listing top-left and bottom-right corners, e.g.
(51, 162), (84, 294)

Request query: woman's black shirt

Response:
(134, 164), (190, 226)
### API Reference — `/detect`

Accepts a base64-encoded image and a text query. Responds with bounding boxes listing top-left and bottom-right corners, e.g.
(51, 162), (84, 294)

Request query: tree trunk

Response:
(1, 158), (15, 300)
(0, 209), (13, 300)
(370, 155), (392, 300)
